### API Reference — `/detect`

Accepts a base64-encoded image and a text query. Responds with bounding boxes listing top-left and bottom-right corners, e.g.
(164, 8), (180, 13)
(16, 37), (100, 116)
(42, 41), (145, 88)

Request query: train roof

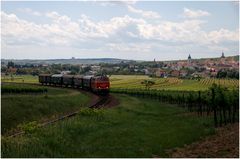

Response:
(52, 74), (63, 77)
(94, 76), (109, 79)
(82, 75), (94, 80)
(74, 75), (84, 78)
(39, 74), (52, 76)
(62, 75), (74, 78)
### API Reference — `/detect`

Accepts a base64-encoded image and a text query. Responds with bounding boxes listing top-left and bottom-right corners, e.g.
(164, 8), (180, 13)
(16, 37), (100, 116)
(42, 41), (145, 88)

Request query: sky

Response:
(1, 1), (239, 61)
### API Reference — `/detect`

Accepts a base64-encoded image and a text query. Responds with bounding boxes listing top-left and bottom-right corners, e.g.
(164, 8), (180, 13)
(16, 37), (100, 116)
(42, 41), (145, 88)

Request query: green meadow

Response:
(1, 83), (90, 134)
(2, 94), (214, 157)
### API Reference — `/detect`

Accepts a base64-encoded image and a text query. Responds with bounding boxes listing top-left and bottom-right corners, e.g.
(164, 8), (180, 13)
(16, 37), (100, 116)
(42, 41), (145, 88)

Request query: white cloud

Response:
(183, 8), (210, 18)
(45, 11), (60, 19)
(136, 19), (239, 47)
(137, 20), (207, 43)
(207, 28), (239, 43)
(126, 31), (138, 38)
(106, 42), (151, 53)
(121, 0), (138, 5)
(18, 8), (42, 16)
(1, 11), (79, 46)
(97, 1), (138, 6)
(1, 11), (146, 46)
(77, 14), (146, 38)
(1, 10), (238, 56)
(127, 5), (160, 19)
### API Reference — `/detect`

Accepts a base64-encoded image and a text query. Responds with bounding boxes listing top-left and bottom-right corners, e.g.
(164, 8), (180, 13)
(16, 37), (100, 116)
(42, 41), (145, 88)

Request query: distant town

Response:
(1, 52), (239, 79)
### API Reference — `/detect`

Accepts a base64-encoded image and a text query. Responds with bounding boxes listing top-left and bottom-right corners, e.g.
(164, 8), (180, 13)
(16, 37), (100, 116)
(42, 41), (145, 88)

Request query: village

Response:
(1, 53), (239, 79)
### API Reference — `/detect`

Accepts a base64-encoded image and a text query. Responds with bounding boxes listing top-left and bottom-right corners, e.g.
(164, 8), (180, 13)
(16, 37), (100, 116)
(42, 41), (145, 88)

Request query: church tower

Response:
(188, 54), (192, 64)
(221, 51), (225, 58)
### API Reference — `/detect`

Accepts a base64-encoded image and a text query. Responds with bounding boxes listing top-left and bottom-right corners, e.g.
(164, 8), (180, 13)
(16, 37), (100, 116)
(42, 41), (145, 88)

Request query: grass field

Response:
(2, 94), (215, 157)
(1, 83), (90, 134)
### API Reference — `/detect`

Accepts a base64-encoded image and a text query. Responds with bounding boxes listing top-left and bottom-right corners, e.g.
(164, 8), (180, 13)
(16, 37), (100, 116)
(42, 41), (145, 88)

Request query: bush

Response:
(18, 121), (39, 134)
(79, 108), (104, 120)
(2, 85), (48, 94)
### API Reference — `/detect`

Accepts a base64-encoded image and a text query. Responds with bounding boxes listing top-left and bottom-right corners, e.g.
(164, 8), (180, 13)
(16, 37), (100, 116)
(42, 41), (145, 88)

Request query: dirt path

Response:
(167, 123), (239, 158)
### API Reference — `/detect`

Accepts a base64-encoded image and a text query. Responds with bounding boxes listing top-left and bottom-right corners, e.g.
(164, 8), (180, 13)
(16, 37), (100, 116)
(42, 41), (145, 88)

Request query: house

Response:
(61, 71), (71, 75)
(142, 69), (150, 75)
(155, 69), (167, 77)
(170, 70), (180, 77)
(210, 71), (217, 77)
(113, 66), (120, 71)
(91, 65), (101, 71)
(180, 70), (188, 77)
(7, 67), (17, 74)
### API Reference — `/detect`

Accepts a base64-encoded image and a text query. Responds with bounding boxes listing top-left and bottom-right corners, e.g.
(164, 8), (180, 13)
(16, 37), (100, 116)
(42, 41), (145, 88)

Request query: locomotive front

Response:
(91, 76), (110, 95)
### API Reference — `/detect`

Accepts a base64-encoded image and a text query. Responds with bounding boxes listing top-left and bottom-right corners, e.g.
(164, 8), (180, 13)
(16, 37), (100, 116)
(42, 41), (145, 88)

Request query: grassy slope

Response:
(2, 94), (215, 158)
(1, 83), (90, 134)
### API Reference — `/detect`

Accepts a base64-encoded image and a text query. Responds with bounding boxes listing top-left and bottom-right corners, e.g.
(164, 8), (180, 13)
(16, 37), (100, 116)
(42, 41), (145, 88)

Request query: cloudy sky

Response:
(1, 1), (239, 60)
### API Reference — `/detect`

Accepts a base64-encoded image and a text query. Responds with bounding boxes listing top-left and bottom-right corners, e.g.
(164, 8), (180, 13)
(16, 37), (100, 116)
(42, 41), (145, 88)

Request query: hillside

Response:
(1, 58), (133, 65)
(1, 55), (238, 65)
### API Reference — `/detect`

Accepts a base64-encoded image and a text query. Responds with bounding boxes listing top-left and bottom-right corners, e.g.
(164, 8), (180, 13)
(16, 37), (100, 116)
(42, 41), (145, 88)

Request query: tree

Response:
(217, 69), (239, 79)
(80, 66), (91, 74)
(7, 61), (14, 68)
(141, 80), (155, 89)
(16, 68), (27, 75)
(1, 66), (7, 73)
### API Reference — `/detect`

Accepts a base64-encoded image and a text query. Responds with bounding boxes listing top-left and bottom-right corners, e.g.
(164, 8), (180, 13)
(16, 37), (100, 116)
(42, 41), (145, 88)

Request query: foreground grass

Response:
(2, 94), (215, 157)
(1, 83), (90, 134)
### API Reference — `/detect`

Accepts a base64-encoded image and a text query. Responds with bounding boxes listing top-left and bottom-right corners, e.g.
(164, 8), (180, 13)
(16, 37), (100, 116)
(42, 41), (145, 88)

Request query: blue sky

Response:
(1, 1), (239, 60)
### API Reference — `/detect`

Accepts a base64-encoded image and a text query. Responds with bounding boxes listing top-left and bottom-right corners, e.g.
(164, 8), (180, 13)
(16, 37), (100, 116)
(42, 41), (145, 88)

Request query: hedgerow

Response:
(2, 85), (48, 94)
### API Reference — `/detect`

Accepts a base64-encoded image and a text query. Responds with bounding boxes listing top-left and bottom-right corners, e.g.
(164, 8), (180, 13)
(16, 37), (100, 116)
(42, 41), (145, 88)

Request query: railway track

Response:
(89, 95), (111, 109)
(5, 94), (112, 138)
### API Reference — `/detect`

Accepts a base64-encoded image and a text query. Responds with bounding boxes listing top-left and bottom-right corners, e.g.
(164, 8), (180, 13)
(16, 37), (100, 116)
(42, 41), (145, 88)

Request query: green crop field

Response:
(1, 75), (38, 83)
(2, 94), (215, 158)
(1, 83), (90, 135)
(110, 75), (239, 91)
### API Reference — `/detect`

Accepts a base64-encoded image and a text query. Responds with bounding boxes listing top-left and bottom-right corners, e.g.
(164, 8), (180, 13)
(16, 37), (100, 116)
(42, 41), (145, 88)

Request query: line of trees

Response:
(110, 84), (239, 127)
(217, 69), (239, 79)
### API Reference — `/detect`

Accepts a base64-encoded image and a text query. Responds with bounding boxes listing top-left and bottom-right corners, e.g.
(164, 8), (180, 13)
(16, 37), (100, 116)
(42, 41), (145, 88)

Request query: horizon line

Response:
(1, 54), (239, 62)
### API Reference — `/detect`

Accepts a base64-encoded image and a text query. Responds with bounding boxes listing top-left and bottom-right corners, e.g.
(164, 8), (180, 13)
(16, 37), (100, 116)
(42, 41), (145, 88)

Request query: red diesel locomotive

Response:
(39, 74), (110, 95)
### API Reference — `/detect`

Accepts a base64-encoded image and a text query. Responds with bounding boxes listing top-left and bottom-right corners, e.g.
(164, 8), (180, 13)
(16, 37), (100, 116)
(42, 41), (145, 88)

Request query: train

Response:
(38, 74), (110, 95)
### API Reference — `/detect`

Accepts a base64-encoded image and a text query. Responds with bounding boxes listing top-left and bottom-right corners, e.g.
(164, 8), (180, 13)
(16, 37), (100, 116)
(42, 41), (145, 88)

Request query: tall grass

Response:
(1, 83), (90, 134)
(2, 95), (215, 158)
